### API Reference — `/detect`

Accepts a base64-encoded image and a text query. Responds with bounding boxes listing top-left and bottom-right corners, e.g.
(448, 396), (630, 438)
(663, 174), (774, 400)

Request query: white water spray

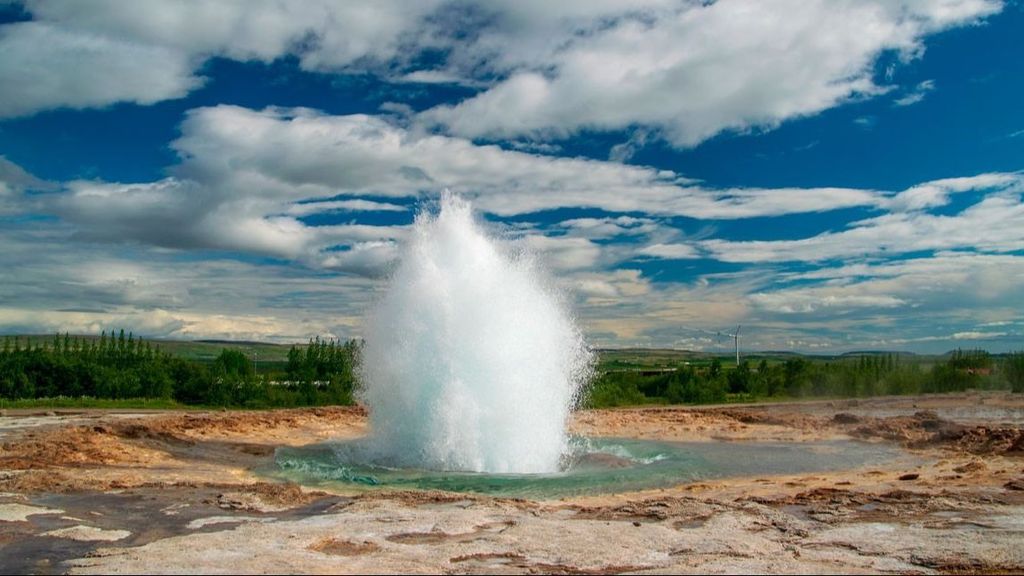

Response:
(359, 194), (592, 474)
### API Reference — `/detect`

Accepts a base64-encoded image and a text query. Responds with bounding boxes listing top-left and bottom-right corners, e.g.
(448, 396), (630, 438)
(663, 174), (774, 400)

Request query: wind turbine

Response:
(681, 325), (745, 365)
(720, 325), (742, 365)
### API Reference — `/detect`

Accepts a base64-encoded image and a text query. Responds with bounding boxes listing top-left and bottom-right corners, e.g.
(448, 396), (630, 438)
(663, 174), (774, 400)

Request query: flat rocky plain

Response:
(2, 392), (1023, 574)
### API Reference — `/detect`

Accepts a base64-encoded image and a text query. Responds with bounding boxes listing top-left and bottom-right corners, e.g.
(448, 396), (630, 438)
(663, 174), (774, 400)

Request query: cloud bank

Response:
(1, 0), (1002, 148)
(1, 1), (1021, 352)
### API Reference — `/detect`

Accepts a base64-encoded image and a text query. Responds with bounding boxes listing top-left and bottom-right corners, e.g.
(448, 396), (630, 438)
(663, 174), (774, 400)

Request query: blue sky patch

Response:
(0, 0), (1021, 352)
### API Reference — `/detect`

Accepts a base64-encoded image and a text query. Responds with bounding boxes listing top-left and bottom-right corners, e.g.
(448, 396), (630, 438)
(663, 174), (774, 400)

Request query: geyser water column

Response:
(359, 193), (592, 474)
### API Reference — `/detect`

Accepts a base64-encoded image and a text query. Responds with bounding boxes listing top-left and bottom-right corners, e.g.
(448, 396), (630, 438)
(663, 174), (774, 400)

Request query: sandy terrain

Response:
(1, 393), (1023, 574)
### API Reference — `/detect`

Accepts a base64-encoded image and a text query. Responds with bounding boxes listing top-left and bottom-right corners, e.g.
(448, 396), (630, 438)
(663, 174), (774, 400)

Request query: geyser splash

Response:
(359, 194), (592, 474)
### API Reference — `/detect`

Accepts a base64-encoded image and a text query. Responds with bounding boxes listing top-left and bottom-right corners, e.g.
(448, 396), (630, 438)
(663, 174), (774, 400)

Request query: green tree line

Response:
(585, 349), (1024, 408)
(0, 332), (359, 408)
(3, 332), (1022, 410)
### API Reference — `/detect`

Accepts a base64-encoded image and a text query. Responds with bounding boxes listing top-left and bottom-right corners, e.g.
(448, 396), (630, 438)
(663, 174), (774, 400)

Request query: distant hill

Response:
(839, 350), (918, 357)
(746, 351), (806, 358)
(194, 339), (277, 347)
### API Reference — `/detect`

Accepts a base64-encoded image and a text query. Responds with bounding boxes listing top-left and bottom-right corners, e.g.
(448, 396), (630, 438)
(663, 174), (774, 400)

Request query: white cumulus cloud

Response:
(1, 0), (1003, 145)
(636, 243), (701, 260)
(0, 22), (201, 118)
(422, 0), (1001, 146)
(703, 175), (1024, 263)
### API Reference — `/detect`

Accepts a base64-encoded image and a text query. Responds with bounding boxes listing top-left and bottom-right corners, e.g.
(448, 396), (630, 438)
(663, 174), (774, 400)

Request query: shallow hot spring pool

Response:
(270, 437), (910, 498)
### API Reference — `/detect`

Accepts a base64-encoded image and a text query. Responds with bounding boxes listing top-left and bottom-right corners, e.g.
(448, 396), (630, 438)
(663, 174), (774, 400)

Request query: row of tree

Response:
(0, 333), (359, 408)
(585, 350), (1024, 407)
(3, 333), (1022, 409)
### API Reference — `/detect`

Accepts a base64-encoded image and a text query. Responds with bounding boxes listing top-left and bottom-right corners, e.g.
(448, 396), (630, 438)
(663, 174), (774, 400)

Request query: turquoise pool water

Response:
(271, 436), (909, 498)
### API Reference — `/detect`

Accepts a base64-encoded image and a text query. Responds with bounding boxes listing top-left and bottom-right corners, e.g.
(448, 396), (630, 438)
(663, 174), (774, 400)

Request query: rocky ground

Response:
(1, 392), (1023, 574)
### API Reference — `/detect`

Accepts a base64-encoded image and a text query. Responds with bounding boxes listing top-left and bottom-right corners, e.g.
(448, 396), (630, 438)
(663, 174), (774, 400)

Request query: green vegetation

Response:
(2, 332), (1021, 410)
(0, 397), (187, 410)
(584, 348), (1022, 408)
(7, 335), (294, 372)
(0, 332), (359, 409)
(1006, 352), (1024, 394)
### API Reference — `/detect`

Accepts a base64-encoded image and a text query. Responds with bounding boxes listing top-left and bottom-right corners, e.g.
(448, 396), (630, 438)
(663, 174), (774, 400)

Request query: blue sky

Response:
(0, 0), (1022, 353)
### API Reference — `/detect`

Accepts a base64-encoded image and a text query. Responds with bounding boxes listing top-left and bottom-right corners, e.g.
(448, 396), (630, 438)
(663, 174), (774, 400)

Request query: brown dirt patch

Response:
(834, 410), (1024, 455)
(203, 482), (329, 511)
(357, 489), (538, 512)
(704, 408), (824, 429)
(0, 425), (171, 469)
(908, 554), (1024, 574)
(308, 537), (380, 556)
(450, 551), (527, 563)
(386, 529), (459, 545)
(568, 496), (717, 522)
(954, 460), (988, 474)
(519, 562), (651, 575)
(0, 407), (367, 485)
(126, 406), (365, 439)
(386, 520), (516, 545)
(448, 551), (647, 575)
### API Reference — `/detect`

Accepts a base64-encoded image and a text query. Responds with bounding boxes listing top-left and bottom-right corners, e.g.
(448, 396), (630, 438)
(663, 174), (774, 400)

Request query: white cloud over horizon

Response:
(703, 182), (1024, 264)
(0, 222), (378, 343)
(5, 104), (1019, 287)
(0, 103), (1015, 295)
(2, 211), (1022, 351)
(37, 104), (930, 274)
(1, 1), (1022, 354)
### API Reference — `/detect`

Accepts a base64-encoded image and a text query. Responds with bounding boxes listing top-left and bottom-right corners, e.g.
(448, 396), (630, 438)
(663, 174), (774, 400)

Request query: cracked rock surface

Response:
(1, 393), (1022, 574)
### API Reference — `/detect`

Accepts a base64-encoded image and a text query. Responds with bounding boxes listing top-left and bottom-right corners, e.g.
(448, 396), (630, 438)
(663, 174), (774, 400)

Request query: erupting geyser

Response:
(359, 193), (593, 474)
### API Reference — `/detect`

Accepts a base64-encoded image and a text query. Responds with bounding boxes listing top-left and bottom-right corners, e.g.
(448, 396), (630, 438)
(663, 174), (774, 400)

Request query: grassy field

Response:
(596, 347), (828, 372)
(0, 396), (190, 410)
(601, 345), (949, 364)
(596, 348), (707, 371)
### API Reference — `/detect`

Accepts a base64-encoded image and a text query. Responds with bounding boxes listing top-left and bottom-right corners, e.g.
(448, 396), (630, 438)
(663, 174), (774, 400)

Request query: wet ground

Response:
(1, 393), (1023, 573)
(0, 486), (351, 574)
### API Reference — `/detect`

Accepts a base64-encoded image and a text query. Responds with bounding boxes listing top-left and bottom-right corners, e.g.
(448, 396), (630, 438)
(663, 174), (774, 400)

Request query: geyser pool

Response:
(275, 195), (912, 496)
(272, 437), (910, 498)
(358, 193), (592, 474)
